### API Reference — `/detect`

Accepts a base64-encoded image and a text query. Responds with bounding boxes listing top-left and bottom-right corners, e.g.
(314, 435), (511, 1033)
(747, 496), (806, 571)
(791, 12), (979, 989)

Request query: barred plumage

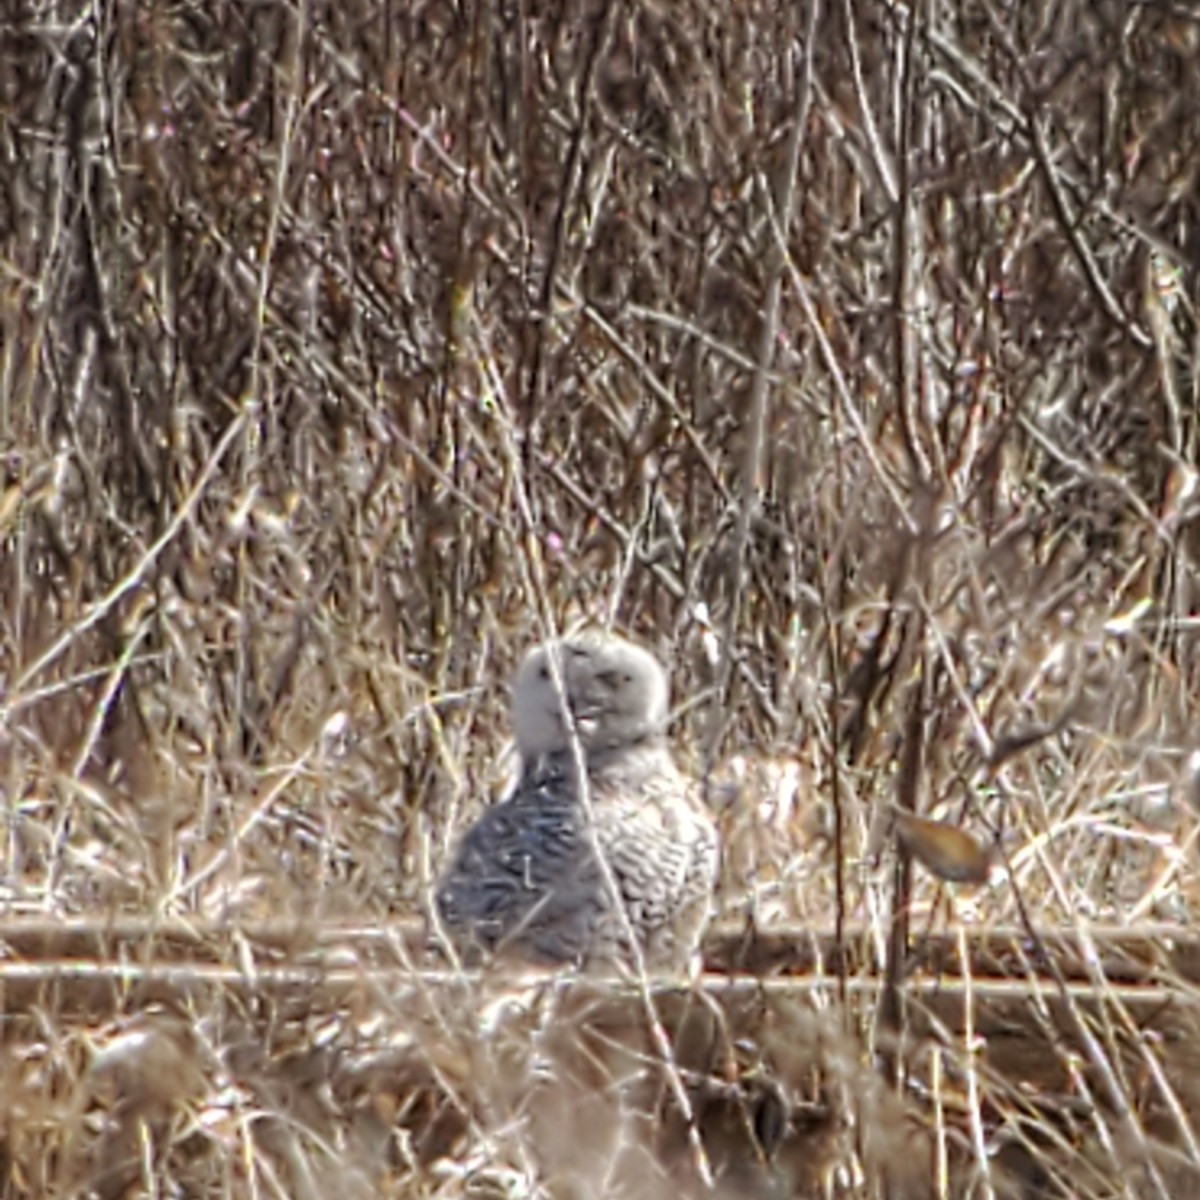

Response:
(436, 633), (718, 971)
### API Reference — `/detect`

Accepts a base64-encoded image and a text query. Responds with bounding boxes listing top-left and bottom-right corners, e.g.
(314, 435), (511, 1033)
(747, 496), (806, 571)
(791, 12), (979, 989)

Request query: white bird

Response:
(436, 632), (718, 971)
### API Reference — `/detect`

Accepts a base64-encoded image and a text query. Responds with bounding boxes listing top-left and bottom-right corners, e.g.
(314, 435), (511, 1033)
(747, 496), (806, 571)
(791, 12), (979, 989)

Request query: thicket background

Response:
(2, 0), (1199, 1196)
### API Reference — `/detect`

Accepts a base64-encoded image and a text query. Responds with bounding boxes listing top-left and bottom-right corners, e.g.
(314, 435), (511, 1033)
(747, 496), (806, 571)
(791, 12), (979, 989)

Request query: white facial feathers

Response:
(511, 633), (670, 760)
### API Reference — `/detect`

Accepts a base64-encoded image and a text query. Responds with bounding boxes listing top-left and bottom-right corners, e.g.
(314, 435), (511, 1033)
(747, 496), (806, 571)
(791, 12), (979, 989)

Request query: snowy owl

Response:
(436, 632), (718, 971)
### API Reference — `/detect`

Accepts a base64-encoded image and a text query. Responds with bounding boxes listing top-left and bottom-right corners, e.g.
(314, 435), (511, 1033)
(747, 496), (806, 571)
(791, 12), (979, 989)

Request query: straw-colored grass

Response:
(3, 0), (1200, 1195)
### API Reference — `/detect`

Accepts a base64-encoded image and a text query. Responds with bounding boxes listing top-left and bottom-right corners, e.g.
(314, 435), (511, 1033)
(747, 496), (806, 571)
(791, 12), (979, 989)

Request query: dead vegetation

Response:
(2, 0), (1200, 1195)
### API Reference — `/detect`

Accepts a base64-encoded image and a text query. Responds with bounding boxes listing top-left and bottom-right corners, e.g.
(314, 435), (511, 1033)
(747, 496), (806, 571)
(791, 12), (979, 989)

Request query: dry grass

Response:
(3, 0), (1200, 1195)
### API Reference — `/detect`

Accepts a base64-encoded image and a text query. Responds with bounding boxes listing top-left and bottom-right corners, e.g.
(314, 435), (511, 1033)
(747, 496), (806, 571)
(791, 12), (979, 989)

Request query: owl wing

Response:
(434, 780), (604, 964)
(592, 773), (719, 965)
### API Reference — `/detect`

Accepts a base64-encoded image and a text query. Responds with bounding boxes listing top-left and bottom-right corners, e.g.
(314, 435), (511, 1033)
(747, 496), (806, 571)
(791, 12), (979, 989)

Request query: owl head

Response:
(511, 632), (670, 760)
